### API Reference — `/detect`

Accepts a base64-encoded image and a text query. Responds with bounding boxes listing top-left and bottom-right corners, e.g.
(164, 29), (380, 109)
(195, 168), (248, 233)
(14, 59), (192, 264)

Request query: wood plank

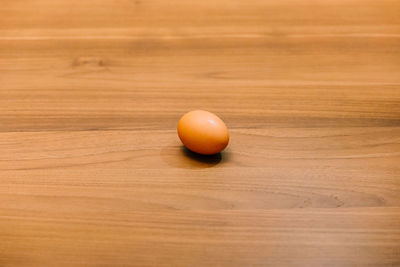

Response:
(1, 128), (399, 265)
(1, 208), (399, 266)
(1, 36), (399, 132)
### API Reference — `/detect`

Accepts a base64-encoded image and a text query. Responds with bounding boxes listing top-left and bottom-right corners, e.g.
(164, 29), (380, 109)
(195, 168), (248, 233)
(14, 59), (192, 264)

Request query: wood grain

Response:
(1, 0), (400, 266)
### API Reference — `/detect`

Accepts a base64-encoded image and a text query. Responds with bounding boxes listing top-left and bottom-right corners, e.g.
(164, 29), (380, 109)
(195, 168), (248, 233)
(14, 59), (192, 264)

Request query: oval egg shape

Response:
(177, 110), (229, 155)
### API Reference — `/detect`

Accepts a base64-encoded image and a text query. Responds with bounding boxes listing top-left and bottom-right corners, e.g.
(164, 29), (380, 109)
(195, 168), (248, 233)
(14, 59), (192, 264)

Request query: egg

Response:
(177, 110), (229, 155)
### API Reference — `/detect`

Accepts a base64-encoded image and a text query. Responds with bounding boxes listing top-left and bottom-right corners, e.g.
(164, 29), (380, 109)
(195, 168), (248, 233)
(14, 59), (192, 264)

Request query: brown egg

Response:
(177, 110), (229, 155)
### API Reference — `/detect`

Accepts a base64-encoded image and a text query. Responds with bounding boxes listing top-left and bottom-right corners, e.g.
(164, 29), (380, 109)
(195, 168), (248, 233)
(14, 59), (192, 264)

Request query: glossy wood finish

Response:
(1, 0), (399, 266)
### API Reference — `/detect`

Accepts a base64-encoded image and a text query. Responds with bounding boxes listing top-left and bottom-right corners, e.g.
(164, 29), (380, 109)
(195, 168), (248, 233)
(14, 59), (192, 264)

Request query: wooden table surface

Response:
(1, 0), (400, 266)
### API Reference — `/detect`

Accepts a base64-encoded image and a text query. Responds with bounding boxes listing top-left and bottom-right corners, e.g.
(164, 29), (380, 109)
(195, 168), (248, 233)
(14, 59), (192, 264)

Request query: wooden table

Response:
(1, 0), (399, 266)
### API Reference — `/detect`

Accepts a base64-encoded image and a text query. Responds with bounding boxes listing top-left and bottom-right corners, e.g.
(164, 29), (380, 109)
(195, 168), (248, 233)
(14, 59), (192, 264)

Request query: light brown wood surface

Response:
(1, 0), (400, 266)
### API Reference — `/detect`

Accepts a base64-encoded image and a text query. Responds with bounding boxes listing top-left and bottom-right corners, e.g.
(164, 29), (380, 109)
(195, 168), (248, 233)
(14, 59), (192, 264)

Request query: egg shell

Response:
(177, 110), (229, 155)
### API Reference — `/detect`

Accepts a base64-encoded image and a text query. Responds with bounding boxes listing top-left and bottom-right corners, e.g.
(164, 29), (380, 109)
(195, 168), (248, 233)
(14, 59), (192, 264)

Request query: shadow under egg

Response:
(160, 142), (225, 169)
(181, 146), (222, 164)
